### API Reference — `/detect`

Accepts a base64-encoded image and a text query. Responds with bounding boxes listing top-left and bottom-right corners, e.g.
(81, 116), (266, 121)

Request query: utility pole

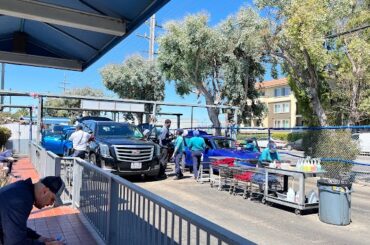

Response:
(149, 15), (156, 61)
(137, 15), (161, 61)
(59, 73), (70, 93)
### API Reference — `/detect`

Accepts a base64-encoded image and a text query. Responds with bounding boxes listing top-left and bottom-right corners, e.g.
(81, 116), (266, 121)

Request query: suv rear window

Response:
(97, 123), (143, 138)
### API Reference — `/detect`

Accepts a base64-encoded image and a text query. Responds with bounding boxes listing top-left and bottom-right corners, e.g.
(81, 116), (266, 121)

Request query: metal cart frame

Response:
(263, 167), (326, 215)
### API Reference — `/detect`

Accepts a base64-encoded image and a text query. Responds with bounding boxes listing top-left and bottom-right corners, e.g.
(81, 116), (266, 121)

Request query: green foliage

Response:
(0, 126), (11, 147)
(100, 55), (165, 123)
(301, 130), (359, 178)
(12, 108), (30, 119)
(236, 132), (289, 141)
(287, 132), (304, 142)
(257, 0), (369, 126)
(158, 10), (267, 131)
(45, 87), (104, 118)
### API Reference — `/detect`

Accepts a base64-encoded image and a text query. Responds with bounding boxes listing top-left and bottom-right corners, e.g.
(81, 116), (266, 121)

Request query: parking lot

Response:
(134, 162), (370, 245)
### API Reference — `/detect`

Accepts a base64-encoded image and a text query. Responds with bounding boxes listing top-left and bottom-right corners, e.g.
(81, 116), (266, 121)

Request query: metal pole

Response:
(190, 107), (193, 129)
(29, 107), (33, 141)
(151, 103), (157, 127)
(149, 15), (156, 61)
(0, 63), (4, 106)
(36, 97), (43, 143)
(177, 115), (180, 129)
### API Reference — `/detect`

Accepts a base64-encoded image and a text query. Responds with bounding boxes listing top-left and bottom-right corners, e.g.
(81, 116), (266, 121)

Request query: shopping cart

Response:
(209, 158), (235, 191)
(229, 166), (259, 199)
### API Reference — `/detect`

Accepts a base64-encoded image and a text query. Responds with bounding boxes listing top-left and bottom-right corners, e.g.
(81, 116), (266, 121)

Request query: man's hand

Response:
(38, 236), (55, 243)
(45, 241), (64, 245)
(39, 236), (65, 244)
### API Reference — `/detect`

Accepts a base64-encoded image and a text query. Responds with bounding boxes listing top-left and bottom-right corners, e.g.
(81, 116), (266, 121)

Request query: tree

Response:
(158, 14), (224, 134)
(12, 108), (30, 119)
(330, 0), (370, 125)
(45, 87), (104, 118)
(218, 7), (266, 124)
(100, 55), (165, 124)
(256, 0), (369, 126)
(158, 12), (266, 134)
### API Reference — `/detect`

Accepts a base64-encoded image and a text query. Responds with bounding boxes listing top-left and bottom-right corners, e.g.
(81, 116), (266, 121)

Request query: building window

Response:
(274, 87), (291, 97)
(274, 102), (290, 113)
(274, 119), (290, 128)
(274, 104), (281, 113)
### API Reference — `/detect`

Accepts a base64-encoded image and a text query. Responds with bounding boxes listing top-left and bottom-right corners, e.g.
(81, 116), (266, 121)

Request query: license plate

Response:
(131, 162), (142, 169)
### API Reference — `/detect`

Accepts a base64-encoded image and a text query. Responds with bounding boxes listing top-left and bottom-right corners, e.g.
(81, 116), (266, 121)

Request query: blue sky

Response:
(2, 0), (274, 125)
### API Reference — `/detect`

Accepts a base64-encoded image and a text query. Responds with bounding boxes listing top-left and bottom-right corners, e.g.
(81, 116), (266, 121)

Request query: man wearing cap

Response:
(69, 124), (91, 159)
(188, 130), (206, 179)
(0, 176), (65, 245)
(171, 129), (185, 180)
(258, 141), (281, 167)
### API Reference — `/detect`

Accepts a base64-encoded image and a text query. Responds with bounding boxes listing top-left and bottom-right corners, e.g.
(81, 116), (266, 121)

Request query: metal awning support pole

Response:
(29, 107), (33, 141)
(36, 97), (43, 143)
(190, 107), (194, 129)
(177, 114), (180, 129)
(0, 63), (4, 106)
(151, 103), (157, 127)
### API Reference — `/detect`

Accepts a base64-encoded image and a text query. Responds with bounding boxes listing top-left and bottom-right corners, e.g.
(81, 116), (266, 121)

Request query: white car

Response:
(257, 137), (287, 149)
(352, 133), (370, 155)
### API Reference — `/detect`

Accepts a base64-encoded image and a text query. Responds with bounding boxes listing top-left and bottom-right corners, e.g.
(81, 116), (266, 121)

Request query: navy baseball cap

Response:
(41, 176), (65, 207)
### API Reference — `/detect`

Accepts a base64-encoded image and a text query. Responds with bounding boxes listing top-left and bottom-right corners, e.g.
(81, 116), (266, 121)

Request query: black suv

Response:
(81, 120), (161, 177)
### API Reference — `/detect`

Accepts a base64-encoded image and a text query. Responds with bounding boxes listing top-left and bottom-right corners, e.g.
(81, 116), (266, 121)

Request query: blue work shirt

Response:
(174, 136), (185, 154)
(0, 178), (44, 245)
(245, 143), (259, 152)
(259, 147), (281, 162)
(188, 136), (206, 152)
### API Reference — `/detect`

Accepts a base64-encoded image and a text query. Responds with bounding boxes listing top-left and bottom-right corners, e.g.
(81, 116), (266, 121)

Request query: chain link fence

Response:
(188, 125), (370, 183)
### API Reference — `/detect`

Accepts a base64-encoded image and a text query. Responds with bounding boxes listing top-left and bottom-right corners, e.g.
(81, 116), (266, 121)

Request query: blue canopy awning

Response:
(0, 0), (170, 71)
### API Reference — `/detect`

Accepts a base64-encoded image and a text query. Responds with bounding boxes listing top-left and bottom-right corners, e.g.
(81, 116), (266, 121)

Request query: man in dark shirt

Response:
(158, 119), (173, 177)
(0, 176), (65, 245)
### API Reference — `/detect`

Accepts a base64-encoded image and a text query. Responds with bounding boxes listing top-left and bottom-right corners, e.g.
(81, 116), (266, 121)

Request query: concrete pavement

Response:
(134, 164), (370, 245)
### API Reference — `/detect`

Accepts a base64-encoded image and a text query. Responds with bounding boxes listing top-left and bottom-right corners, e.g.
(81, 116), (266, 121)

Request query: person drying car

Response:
(69, 124), (91, 159)
(258, 141), (281, 167)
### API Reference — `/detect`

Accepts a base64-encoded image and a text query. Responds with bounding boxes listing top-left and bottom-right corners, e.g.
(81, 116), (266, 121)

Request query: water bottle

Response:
(316, 159), (322, 171)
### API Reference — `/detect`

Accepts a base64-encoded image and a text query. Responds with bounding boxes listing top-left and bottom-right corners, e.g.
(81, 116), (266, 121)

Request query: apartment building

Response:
(251, 78), (302, 128)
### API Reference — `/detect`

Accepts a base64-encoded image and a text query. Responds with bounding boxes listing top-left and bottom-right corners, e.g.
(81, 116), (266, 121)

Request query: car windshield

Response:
(213, 138), (236, 149)
(97, 123), (143, 138)
(43, 130), (63, 138)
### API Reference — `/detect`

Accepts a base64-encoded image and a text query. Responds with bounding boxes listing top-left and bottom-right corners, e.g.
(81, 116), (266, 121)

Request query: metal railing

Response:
(29, 141), (61, 178)
(29, 142), (254, 245)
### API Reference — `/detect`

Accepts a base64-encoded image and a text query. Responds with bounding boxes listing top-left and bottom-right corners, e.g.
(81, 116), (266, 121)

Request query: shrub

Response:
(287, 132), (304, 142)
(301, 130), (359, 179)
(0, 126), (11, 148)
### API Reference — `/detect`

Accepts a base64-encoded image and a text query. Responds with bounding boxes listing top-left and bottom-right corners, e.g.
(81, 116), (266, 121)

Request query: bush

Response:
(0, 126), (11, 148)
(301, 130), (359, 179)
(272, 132), (289, 141)
(287, 132), (304, 142)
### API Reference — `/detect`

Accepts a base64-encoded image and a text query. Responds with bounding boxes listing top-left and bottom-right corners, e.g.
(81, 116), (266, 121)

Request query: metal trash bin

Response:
(317, 179), (352, 225)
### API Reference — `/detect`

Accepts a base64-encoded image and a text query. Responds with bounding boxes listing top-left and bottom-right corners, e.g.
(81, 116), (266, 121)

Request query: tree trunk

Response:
(303, 49), (328, 126)
(207, 107), (221, 135)
(348, 80), (360, 125)
(198, 84), (222, 135)
(308, 85), (327, 126)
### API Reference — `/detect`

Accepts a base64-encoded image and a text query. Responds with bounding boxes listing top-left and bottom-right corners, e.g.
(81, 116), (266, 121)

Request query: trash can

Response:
(317, 179), (352, 225)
